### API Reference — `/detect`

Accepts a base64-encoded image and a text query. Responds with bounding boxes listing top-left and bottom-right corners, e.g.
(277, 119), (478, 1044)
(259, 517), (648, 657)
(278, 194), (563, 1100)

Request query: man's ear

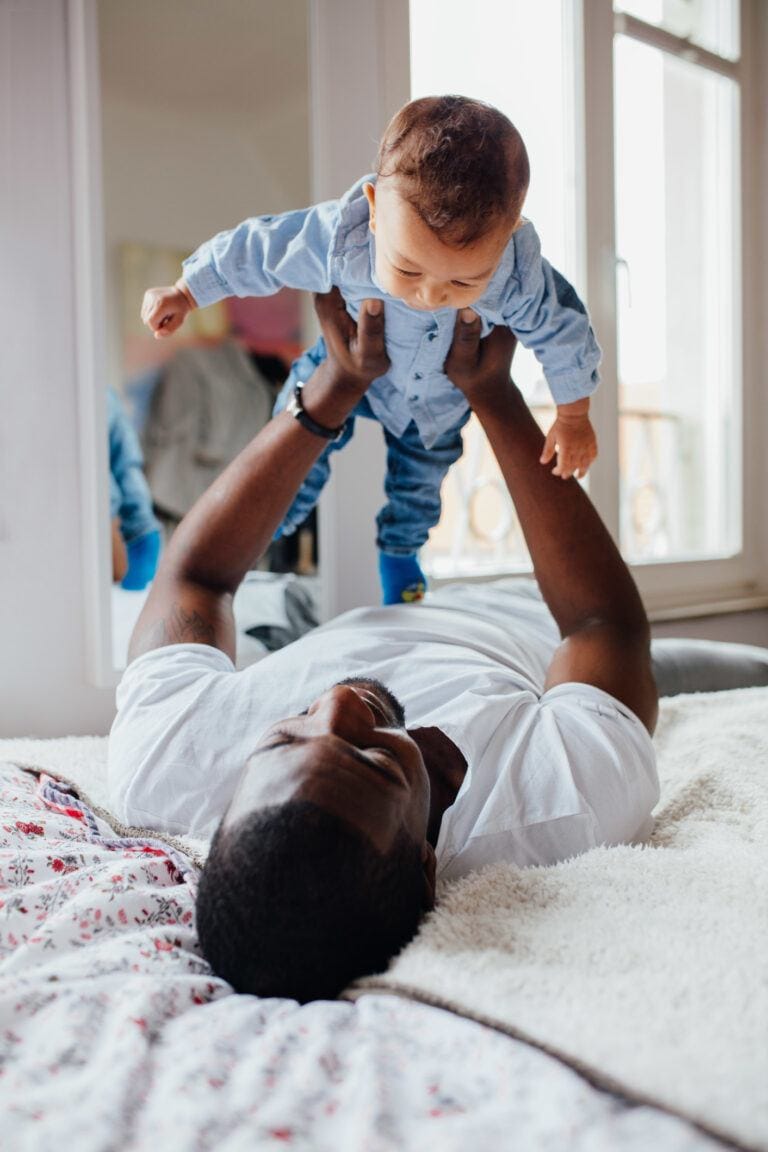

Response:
(363, 182), (376, 232)
(421, 841), (437, 910)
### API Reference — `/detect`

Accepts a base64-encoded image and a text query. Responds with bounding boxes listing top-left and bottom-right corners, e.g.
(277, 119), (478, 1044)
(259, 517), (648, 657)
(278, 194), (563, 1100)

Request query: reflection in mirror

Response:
(96, 0), (319, 669)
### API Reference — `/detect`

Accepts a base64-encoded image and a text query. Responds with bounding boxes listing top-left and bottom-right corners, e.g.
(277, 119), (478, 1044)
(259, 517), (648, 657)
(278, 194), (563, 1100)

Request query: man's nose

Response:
(306, 685), (373, 736)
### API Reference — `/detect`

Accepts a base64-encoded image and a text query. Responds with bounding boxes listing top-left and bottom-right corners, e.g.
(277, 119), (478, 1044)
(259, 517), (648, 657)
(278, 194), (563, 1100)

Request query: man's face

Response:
(224, 678), (433, 864)
(364, 178), (514, 312)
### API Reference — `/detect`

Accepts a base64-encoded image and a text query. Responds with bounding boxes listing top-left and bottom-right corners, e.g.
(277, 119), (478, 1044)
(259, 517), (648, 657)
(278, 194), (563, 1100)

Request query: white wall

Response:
(102, 97), (309, 248)
(98, 0), (310, 389)
(0, 0), (115, 735)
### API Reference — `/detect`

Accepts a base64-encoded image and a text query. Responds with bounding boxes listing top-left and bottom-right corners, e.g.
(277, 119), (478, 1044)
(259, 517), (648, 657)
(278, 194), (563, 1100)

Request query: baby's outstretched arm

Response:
(540, 398), (597, 480)
(141, 279), (198, 339)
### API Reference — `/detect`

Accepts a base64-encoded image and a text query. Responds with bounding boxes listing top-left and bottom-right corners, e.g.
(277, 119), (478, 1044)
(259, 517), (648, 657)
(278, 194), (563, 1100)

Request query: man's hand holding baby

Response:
(299, 290), (391, 432)
(313, 289), (389, 395)
(445, 309), (518, 405)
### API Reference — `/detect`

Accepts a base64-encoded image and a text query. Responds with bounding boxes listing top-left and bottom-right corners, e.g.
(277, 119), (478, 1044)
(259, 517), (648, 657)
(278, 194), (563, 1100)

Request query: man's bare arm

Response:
(445, 315), (657, 733)
(129, 291), (389, 662)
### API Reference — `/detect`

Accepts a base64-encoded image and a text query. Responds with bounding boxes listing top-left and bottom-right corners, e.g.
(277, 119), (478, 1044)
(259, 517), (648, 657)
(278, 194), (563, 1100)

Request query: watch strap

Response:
(287, 382), (346, 441)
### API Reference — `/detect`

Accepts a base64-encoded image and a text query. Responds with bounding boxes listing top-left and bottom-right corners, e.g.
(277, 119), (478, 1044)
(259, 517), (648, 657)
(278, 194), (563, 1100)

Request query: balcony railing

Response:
(423, 403), (683, 578)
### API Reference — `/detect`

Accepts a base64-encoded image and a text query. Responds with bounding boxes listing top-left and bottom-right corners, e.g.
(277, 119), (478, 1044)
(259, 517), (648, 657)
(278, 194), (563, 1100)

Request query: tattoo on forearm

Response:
(162, 606), (217, 645)
(133, 607), (217, 657)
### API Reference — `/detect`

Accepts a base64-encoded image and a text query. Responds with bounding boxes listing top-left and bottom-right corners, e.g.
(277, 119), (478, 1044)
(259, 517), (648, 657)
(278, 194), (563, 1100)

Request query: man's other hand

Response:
(444, 309), (517, 404)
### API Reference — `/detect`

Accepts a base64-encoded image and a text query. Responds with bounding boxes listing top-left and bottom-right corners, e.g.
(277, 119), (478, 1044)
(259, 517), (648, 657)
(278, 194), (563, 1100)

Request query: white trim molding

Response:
(67, 0), (117, 688)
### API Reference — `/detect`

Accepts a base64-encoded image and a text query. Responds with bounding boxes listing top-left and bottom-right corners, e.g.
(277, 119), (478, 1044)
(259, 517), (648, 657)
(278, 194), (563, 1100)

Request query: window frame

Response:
(416, 0), (766, 614)
(582, 0), (767, 614)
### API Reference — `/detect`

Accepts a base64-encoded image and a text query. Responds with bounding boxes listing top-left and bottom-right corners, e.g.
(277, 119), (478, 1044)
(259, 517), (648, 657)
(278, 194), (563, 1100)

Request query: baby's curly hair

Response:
(376, 95), (529, 247)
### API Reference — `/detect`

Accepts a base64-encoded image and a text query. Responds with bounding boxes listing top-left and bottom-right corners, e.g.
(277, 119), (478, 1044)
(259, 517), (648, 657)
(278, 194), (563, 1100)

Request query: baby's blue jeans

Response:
(273, 338), (469, 555)
(108, 389), (160, 544)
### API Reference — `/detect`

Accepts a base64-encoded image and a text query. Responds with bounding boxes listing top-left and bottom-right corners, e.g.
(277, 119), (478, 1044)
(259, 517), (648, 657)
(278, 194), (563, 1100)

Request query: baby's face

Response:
(364, 179), (514, 312)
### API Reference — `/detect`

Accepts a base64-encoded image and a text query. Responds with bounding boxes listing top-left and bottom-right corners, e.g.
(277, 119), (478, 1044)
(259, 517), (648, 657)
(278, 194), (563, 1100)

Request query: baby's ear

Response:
(362, 182), (376, 231)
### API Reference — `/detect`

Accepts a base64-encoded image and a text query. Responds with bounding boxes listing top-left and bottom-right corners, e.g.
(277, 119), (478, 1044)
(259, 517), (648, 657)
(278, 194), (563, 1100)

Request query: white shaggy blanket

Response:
(3, 686), (767, 1150)
(350, 686), (768, 1152)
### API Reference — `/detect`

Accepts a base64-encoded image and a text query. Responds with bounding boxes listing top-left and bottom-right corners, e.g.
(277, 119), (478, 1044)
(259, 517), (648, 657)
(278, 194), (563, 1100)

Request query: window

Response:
(614, 17), (741, 562)
(614, 0), (739, 60)
(410, 0), (762, 609)
(410, 0), (580, 577)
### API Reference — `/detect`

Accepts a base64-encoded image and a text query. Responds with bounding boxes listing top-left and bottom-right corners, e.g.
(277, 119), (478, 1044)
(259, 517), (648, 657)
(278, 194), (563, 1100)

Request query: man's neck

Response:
(408, 726), (467, 846)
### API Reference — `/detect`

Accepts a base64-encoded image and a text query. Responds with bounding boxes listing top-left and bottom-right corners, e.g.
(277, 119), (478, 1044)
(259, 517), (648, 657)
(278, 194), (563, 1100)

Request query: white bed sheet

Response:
(0, 761), (726, 1152)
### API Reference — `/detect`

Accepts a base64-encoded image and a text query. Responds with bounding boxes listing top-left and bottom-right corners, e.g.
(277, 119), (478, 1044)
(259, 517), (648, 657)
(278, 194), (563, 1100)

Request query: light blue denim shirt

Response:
(183, 176), (601, 449)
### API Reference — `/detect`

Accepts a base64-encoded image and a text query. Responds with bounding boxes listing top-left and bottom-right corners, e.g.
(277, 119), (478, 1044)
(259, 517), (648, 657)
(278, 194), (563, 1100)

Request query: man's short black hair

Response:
(195, 800), (426, 1002)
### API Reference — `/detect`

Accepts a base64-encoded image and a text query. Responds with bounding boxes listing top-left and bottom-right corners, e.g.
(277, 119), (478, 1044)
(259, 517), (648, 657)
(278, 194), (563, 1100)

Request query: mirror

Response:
(96, 0), (318, 668)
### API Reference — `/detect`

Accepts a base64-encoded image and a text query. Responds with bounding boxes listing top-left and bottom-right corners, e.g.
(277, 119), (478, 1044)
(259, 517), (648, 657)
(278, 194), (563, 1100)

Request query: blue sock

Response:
(378, 552), (427, 605)
(122, 529), (162, 591)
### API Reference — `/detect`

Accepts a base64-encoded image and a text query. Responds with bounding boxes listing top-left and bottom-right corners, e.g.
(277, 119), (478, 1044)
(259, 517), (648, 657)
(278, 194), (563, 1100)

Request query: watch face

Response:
(286, 391), (301, 418)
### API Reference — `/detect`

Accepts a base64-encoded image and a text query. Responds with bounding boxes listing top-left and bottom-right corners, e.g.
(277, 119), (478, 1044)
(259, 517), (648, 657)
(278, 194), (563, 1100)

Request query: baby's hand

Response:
(141, 281), (196, 339)
(540, 402), (597, 479)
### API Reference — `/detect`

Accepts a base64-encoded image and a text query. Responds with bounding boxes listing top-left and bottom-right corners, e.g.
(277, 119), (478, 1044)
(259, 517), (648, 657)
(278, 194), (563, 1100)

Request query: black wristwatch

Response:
(285, 381), (346, 441)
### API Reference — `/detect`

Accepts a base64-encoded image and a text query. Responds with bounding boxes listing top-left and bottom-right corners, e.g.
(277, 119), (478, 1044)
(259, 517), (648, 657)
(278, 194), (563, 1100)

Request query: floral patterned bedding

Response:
(0, 760), (724, 1151)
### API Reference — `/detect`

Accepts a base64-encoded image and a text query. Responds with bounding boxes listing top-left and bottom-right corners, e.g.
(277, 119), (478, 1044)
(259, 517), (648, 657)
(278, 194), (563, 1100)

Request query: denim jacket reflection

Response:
(108, 389), (160, 544)
(182, 176), (601, 450)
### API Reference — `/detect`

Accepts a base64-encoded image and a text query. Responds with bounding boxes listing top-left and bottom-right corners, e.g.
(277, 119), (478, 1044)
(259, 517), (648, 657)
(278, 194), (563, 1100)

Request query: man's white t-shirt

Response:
(108, 580), (659, 881)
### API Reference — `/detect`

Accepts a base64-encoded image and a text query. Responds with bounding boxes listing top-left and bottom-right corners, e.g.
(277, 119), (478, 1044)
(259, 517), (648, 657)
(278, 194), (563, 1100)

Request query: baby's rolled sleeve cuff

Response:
(181, 256), (232, 308)
(547, 365), (601, 406)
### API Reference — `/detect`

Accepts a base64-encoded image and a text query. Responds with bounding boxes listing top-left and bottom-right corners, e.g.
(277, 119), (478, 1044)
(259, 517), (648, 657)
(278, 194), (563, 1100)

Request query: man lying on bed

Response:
(108, 289), (765, 1004)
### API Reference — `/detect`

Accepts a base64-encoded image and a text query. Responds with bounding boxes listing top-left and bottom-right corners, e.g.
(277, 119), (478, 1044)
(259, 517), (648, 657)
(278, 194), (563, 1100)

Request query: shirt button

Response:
(428, 331), (437, 341)
(414, 372), (423, 380)
(411, 395), (420, 403)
